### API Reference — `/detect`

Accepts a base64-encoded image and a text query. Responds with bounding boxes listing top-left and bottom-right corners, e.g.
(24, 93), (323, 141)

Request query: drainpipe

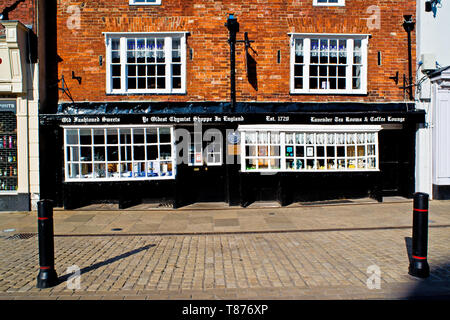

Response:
(225, 14), (239, 112)
(403, 15), (415, 101)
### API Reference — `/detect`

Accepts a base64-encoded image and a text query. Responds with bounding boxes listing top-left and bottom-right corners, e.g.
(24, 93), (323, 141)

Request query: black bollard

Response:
(408, 192), (430, 278)
(36, 199), (59, 288)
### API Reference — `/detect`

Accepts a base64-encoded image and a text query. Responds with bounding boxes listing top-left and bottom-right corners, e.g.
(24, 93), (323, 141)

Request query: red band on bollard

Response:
(40, 266), (51, 270)
(412, 255), (427, 260)
(413, 208), (428, 212)
(38, 217), (49, 220)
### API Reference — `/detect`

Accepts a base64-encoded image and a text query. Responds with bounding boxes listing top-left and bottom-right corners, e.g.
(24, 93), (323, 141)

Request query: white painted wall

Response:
(415, 1), (450, 198)
(416, 1), (450, 68)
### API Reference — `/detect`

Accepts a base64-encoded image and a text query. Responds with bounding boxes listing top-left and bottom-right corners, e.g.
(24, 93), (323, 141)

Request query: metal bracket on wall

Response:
(57, 75), (75, 103)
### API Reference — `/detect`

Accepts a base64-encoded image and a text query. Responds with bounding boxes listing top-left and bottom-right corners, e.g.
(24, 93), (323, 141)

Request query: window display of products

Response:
(240, 125), (380, 173)
(0, 112), (18, 192)
(64, 125), (176, 181)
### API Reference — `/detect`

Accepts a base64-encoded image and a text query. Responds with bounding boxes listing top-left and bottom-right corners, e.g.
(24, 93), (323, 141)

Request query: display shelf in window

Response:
(64, 125), (176, 182)
(239, 125), (380, 173)
(0, 111), (18, 192)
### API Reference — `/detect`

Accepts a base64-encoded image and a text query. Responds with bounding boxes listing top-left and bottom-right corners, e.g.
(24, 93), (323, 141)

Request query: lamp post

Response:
(225, 14), (239, 112)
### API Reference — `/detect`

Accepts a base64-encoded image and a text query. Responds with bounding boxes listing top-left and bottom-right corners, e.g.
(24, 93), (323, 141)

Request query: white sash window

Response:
(105, 32), (187, 94)
(290, 34), (368, 94)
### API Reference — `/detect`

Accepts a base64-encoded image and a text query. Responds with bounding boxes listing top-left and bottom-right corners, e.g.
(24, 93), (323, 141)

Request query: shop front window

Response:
(240, 125), (380, 172)
(0, 111), (17, 191)
(64, 126), (175, 181)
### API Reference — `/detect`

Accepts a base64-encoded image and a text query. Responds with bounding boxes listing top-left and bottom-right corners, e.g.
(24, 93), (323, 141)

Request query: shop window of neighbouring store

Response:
(105, 32), (187, 94)
(0, 111), (17, 191)
(64, 126), (176, 182)
(290, 34), (368, 94)
(239, 125), (380, 173)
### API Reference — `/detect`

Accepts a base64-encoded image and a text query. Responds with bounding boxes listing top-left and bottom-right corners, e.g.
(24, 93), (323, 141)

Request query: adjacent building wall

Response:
(415, 1), (450, 199)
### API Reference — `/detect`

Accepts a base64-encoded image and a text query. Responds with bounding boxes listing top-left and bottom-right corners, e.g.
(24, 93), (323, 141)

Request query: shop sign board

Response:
(42, 111), (425, 126)
(0, 101), (16, 114)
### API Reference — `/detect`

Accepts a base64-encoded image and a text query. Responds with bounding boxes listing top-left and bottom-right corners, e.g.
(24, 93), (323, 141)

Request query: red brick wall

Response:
(56, 0), (416, 104)
(0, 0), (36, 28)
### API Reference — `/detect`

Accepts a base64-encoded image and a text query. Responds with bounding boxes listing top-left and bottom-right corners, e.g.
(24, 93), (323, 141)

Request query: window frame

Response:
(104, 32), (187, 95)
(289, 33), (369, 95)
(129, 0), (162, 6)
(239, 125), (381, 173)
(313, 0), (345, 6)
(188, 129), (223, 167)
(63, 125), (176, 182)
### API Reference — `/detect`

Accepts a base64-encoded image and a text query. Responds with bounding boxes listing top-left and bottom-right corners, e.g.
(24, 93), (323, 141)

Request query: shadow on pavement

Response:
(58, 244), (155, 284)
(404, 237), (450, 299)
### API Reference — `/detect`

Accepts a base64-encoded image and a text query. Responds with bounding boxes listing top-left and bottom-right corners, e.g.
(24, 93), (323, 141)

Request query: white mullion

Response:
(77, 130), (81, 179)
(118, 128), (122, 177)
(375, 132), (379, 170)
(105, 38), (112, 93)
(280, 132), (286, 170)
(120, 37), (127, 93)
(181, 34), (187, 93)
(157, 128), (161, 173)
(170, 127), (176, 177)
(165, 36), (172, 93)
(144, 128), (148, 175)
(304, 38), (311, 91)
(290, 36), (295, 93)
(346, 39), (354, 93)
(361, 37), (368, 94)
(63, 130), (68, 181)
(241, 132), (246, 172)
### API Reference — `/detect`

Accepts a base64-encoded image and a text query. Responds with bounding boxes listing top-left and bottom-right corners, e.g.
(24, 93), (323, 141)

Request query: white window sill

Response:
(290, 89), (367, 95)
(312, 1), (345, 6)
(242, 169), (380, 173)
(65, 176), (175, 183)
(107, 90), (186, 95)
(0, 191), (19, 195)
(129, 1), (161, 6)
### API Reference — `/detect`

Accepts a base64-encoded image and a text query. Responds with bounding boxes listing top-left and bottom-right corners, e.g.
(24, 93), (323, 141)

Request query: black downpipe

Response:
(403, 15), (415, 101)
(225, 14), (239, 112)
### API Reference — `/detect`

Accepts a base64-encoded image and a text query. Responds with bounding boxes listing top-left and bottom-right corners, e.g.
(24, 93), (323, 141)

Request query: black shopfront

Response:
(39, 102), (425, 209)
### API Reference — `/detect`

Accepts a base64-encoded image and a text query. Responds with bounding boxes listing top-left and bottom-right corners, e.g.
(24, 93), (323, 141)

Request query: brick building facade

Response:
(40, 1), (425, 209)
(56, 0), (415, 103)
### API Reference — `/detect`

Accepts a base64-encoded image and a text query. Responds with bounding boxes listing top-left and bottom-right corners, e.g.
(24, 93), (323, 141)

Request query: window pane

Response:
(160, 128), (171, 143)
(80, 147), (92, 161)
(66, 130), (78, 145)
(107, 146), (119, 161)
(79, 129), (92, 145)
(112, 51), (120, 64)
(106, 129), (119, 144)
(146, 145), (158, 160)
(172, 64), (181, 76)
(294, 78), (303, 89)
(134, 146), (145, 160)
(157, 77), (166, 89)
(172, 77), (181, 89)
(120, 129), (132, 144)
(133, 128), (145, 144)
(128, 78), (136, 89)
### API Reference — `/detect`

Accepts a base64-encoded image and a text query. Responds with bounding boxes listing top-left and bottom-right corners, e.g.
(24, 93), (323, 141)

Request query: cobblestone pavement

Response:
(0, 200), (449, 300)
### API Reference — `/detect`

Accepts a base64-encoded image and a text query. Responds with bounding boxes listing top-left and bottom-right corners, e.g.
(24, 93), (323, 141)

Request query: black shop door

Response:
(175, 165), (227, 206)
(378, 129), (415, 197)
